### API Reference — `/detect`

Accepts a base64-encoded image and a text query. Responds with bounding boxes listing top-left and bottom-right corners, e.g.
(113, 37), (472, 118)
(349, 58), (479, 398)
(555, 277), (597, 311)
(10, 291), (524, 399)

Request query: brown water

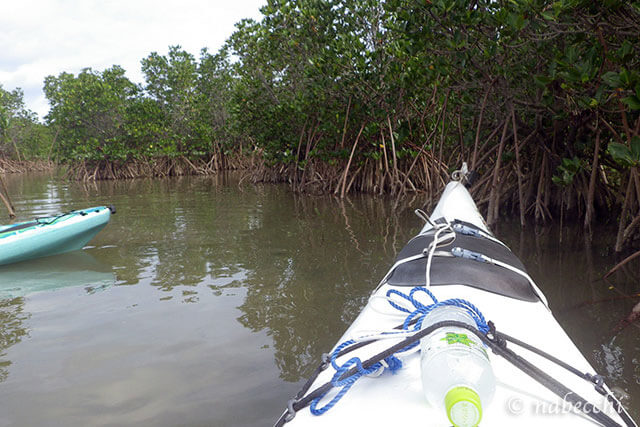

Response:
(0, 173), (638, 426)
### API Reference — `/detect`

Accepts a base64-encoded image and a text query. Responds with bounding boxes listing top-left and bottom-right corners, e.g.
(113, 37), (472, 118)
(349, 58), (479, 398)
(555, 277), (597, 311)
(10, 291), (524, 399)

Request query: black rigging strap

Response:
(274, 320), (636, 427)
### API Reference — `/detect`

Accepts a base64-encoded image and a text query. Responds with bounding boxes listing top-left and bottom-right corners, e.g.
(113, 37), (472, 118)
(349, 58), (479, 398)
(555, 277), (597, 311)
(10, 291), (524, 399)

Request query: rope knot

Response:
(310, 287), (489, 418)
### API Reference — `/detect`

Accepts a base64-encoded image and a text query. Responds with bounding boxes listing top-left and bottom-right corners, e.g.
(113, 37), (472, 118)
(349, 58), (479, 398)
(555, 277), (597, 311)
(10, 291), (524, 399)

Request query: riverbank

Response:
(0, 158), (54, 174)
(3, 154), (640, 251)
(59, 154), (253, 180)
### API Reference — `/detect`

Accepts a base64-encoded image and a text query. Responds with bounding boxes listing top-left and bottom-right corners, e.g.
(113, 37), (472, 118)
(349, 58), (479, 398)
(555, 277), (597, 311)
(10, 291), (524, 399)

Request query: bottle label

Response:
(425, 329), (489, 359)
(440, 332), (476, 346)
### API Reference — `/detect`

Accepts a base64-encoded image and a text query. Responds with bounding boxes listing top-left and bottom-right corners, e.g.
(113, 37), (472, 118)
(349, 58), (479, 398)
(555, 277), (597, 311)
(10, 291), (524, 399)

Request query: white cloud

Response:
(0, 0), (266, 120)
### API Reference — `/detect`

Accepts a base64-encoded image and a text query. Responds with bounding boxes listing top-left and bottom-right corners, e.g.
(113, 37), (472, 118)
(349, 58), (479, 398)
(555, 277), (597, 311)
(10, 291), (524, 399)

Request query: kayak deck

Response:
(289, 284), (617, 425)
(0, 206), (113, 266)
(279, 181), (634, 426)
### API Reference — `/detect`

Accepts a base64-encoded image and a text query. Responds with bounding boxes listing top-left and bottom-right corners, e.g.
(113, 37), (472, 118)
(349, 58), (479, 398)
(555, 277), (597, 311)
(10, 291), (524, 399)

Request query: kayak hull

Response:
(0, 206), (112, 266)
(281, 181), (635, 426)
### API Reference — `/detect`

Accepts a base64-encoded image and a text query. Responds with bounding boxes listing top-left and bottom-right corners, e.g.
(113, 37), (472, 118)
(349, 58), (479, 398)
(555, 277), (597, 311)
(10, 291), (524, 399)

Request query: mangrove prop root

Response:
(63, 154), (249, 181)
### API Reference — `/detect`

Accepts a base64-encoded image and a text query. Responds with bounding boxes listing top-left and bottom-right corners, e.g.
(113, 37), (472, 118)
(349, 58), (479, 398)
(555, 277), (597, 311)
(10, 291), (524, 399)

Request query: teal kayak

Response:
(0, 206), (114, 266)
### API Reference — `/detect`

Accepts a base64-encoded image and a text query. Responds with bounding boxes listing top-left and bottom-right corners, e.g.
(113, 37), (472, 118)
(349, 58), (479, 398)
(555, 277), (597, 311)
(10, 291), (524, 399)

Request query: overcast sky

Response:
(0, 0), (266, 120)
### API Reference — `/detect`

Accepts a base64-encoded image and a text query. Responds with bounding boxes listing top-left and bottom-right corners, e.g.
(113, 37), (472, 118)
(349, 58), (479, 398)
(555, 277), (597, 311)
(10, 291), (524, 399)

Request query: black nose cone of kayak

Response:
(108, 205), (116, 215)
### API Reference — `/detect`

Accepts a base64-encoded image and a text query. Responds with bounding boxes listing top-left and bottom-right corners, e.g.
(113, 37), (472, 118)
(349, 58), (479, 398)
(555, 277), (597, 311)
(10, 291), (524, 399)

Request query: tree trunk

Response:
(487, 118), (510, 226)
(511, 107), (525, 228)
(338, 122), (365, 199)
(0, 174), (16, 218)
(614, 171), (635, 252)
(584, 130), (601, 231)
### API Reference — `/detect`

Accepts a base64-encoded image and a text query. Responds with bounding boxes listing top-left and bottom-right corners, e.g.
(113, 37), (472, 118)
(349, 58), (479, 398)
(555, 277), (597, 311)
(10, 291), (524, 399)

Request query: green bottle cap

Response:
(444, 386), (483, 427)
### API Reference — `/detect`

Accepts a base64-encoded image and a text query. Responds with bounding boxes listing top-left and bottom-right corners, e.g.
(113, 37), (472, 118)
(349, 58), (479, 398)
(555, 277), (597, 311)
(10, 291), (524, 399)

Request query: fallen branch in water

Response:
(604, 250), (640, 279)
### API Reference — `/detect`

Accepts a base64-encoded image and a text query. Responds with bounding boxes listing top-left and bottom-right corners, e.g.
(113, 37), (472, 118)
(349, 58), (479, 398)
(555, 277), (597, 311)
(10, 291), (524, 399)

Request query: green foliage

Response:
(0, 85), (52, 160)
(553, 157), (583, 186)
(608, 137), (640, 168)
(44, 66), (138, 161)
(28, 0), (639, 206)
(43, 46), (240, 163)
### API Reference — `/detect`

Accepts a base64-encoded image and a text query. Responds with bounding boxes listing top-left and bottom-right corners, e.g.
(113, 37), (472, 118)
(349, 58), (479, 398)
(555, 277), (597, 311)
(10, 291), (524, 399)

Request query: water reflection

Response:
(0, 297), (28, 382)
(0, 252), (115, 299)
(496, 220), (640, 416)
(0, 251), (115, 383)
(0, 173), (637, 423)
(230, 195), (413, 381)
(101, 177), (418, 381)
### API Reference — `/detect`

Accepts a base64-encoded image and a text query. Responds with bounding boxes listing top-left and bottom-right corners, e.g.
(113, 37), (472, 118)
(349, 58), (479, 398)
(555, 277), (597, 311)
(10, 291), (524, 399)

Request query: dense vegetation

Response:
(0, 85), (53, 168)
(41, 52), (244, 179)
(2, 0), (640, 249)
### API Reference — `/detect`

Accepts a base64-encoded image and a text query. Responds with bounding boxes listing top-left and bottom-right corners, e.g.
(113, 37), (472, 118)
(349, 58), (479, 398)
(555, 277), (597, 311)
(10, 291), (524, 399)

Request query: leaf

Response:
(534, 75), (552, 87)
(553, 157), (581, 186)
(608, 142), (636, 167)
(617, 40), (633, 61)
(622, 96), (640, 110)
(632, 136), (640, 161)
(619, 69), (631, 87)
(565, 45), (578, 64)
(602, 71), (622, 88)
(540, 11), (555, 20)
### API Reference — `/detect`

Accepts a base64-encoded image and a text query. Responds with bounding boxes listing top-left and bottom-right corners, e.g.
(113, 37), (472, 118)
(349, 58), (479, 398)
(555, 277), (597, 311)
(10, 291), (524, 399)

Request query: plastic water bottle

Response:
(420, 305), (496, 427)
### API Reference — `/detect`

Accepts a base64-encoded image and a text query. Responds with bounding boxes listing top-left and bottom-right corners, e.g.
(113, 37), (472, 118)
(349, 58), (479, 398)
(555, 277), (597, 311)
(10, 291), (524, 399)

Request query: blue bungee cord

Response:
(310, 215), (489, 416)
(388, 286), (489, 335)
(309, 341), (398, 415)
(310, 285), (489, 416)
